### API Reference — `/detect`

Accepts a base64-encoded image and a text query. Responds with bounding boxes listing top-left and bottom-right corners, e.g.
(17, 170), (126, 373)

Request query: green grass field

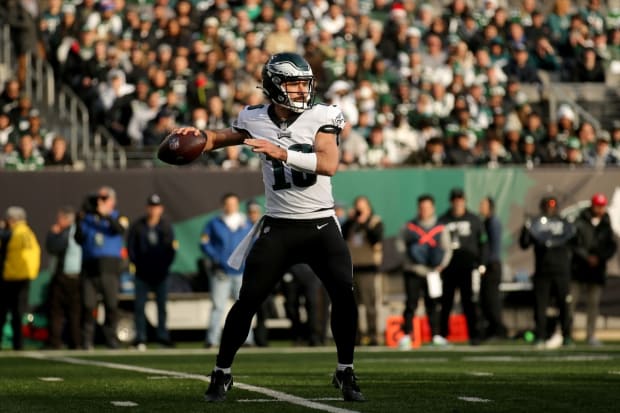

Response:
(1, 344), (619, 413)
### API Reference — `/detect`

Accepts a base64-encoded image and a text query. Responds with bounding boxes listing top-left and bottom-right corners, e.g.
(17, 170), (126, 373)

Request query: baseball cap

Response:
(147, 194), (162, 206)
(450, 188), (465, 200)
(591, 193), (608, 207)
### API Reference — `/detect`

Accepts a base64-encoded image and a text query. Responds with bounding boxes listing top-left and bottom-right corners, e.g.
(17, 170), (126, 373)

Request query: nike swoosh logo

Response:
(317, 223), (329, 230)
(223, 380), (231, 392)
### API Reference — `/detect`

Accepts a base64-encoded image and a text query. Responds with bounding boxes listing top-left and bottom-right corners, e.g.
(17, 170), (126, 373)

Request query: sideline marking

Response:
(111, 401), (138, 407)
(26, 353), (360, 413)
(238, 397), (342, 403)
(458, 396), (491, 403)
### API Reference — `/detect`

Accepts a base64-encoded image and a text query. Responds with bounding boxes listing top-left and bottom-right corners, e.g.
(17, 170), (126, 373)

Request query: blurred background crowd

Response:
(0, 0), (620, 170)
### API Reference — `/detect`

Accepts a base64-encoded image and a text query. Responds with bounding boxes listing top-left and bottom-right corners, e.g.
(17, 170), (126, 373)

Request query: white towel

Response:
(227, 217), (265, 270)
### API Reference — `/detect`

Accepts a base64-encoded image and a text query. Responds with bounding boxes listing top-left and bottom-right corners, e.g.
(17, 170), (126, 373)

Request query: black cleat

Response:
(332, 367), (366, 402)
(204, 370), (233, 402)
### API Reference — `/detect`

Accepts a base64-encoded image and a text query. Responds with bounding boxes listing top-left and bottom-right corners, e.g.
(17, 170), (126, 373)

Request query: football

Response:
(157, 129), (207, 165)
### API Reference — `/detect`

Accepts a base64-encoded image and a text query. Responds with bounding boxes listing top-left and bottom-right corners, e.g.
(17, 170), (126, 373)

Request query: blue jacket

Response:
(77, 211), (125, 261)
(200, 215), (252, 275)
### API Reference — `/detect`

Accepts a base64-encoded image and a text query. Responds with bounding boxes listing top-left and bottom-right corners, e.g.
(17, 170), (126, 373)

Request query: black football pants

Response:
(216, 216), (358, 368)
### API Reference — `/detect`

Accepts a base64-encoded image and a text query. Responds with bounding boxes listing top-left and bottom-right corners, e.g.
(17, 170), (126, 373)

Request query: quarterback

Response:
(173, 52), (364, 403)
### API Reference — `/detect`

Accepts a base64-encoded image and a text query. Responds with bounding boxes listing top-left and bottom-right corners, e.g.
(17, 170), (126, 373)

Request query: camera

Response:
(81, 193), (99, 214)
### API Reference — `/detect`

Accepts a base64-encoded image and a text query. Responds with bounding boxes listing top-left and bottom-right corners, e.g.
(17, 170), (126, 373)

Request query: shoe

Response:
(587, 337), (603, 347)
(432, 335), (448, 346)
(332, 367), (365, 402)
(562, 337), (575, 347)
(544, 333), (563, 350)
(204, 370), (233, 402)
(398, 335), (411, 350)
(158, 338), (175, 348)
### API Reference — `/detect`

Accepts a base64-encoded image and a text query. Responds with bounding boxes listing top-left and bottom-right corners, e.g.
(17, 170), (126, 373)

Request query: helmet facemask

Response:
(275, 76), (315, 113)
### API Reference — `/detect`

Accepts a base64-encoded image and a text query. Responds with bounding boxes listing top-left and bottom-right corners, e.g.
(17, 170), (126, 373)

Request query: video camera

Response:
(81, 193), (100, 214)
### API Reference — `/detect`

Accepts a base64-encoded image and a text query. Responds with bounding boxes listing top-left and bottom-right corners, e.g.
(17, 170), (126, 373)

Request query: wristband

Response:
(286, 149), (317, 173)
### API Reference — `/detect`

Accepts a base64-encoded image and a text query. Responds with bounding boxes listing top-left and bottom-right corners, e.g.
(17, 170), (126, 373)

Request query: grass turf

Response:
(1, 344), (619, 412)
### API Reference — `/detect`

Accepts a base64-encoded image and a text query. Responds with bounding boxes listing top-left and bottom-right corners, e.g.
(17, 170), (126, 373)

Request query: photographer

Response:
(342, 196), (384, 346)
(75, 186), (128, 349)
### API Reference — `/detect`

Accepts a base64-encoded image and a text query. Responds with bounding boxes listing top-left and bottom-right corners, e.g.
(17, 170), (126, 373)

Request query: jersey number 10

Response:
(270, 143), (317, 190)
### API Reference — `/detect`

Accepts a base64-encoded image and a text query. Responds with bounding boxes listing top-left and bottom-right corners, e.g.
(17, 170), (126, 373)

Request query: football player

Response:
(172, 53), (364, 402)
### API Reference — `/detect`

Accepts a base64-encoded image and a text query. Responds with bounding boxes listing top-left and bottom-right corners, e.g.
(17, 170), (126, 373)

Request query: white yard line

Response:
(25, 353), (360, 413)
(38, 377), (64, 382)
(110, 401), (138, 407)
(458, 396), (492, 403)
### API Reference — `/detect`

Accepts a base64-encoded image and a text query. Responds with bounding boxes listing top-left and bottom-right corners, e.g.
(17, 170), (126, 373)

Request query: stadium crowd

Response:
(1, 0), (620, 170)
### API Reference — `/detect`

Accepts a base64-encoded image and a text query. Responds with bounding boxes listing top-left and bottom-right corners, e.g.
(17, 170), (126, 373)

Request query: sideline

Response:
(24, 352), (361, 413)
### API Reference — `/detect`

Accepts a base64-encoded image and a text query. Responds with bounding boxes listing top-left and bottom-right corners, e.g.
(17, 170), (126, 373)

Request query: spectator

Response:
(75, 186), (128, 349)
(571, 193), (617, 346)
(519, 196), (575, 348)
(44, 135), (73, 168)
(448, 132), (476, 165)
(531, 37), (562, 72)
(365, 125), (397, 168)
(339, 121), (368, 168)
(264, 15), (298, 54)
(201, 193), (254, 348)
(0, 206), (41, 350)
(342, 196), (384, 346)
(439, 188), (486, 345)
(127, 194), (177, 350)
(479, 197), (507, 340)
(585, 132), (619, 168)
(0, 79), (21, 114)
(409, 136), (447, 166)
(45, 206), (81, 349)
(143, 108), (176, 147)
(0, 113), (15, 153)
(396, 194), (452, 349)
(522, 134), (545, 168)
(563, 137), (585, 166)
(6, 0), (38, 86)
(127, 90), (161, 147)
(571, 46), (606, 82)
(477, 134), (512, 168)
(546, 0), (572, 49)
(4, 134), (45, 171)
(504, 43), (541, 83)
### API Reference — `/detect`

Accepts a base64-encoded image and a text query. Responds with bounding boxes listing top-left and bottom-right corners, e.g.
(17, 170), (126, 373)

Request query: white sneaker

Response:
(544, 333), (563, 349)
(398, 335), (412, 350)
(432, 335), (448, 346)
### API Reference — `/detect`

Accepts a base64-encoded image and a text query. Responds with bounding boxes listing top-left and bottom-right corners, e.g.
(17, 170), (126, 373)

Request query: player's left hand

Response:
(245, 138), (287, 161)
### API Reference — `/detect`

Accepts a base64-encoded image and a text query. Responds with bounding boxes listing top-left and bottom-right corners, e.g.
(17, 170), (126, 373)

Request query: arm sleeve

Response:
(366, 216), (384, 245)
(519, 224), (532, 249)
(105, 214), (126, 235)
(438, 229), (453, 269)
(45, 230), (69, 256)
(126, 223), (138, 264)
(200, 221), (219, 265)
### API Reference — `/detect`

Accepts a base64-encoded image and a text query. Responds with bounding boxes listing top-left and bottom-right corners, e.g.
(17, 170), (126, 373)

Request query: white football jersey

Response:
(232, 103), (345, 219)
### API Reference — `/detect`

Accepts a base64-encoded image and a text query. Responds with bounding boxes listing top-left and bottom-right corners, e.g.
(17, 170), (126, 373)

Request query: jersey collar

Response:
(267, 104), (302, 133)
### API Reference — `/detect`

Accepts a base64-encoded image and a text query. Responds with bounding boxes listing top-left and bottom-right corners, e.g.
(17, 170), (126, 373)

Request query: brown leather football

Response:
(157, 129), (207, 165)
